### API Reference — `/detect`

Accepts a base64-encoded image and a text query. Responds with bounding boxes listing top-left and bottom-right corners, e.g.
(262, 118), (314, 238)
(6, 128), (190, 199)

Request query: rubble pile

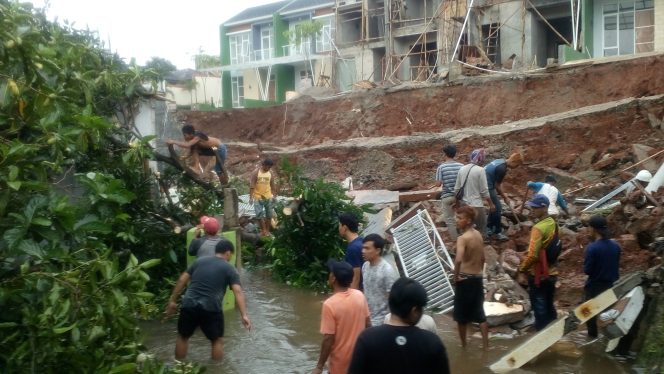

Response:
(406, 168), (662, 318)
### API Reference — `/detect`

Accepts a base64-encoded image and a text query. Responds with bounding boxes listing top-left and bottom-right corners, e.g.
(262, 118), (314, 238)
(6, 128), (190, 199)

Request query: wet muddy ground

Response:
(143, 270), (635, 373)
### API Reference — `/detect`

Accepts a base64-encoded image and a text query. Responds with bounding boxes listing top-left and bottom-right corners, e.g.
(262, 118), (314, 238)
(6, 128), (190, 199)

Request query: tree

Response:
(267, 159), (366, 290)
(144, 56), (177, 82)
(284, 20), (323, 85)
(182, 77), (198, 107)
(0, 2), (208, 371)
(194, 53), (221, 70)
(194, 51), (222, 105)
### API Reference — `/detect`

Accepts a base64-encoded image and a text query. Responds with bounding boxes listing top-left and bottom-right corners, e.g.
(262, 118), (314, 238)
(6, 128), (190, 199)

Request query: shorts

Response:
(453, 277), (486, 324)
(177, 305), (224, 341)
(254, 198), (274, 219)
(214, 145), (227, 174)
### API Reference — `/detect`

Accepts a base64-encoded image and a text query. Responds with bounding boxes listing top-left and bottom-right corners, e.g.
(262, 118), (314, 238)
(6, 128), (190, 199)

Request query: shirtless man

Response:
(166, 124), (229, 185)
(453, 205), (489, 350)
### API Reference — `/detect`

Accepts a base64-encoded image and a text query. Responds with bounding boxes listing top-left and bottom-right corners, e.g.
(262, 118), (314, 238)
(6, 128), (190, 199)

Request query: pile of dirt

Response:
(181, 54), (664, 146)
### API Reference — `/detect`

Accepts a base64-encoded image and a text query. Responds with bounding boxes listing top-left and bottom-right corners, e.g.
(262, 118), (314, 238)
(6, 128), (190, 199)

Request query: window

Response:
(231, 76), (244, 108)
(287, 22), (312, 56)
(259, 27), (273, 60)
(602, 0), (653, 56)
(315, 17), (335, 53)
(229, 32), (251, 65)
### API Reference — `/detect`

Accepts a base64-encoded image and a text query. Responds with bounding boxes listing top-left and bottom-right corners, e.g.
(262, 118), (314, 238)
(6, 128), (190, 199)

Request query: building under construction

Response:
(219, 0), (663, 107)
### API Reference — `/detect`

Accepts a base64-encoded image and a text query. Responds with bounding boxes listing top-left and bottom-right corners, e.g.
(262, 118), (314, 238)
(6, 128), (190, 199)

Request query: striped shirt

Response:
(435, 161), (463, 198)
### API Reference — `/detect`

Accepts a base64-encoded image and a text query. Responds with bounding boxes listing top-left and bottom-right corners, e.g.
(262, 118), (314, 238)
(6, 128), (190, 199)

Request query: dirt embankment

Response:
(182, 54), (664, 146)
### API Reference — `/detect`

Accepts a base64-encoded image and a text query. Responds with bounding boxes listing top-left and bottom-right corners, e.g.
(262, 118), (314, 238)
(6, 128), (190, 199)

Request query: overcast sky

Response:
(29, 0), (277, 69)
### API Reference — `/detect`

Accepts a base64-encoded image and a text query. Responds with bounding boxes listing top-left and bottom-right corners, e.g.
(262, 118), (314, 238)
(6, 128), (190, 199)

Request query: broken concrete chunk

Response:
(484, 302), (525, 327)
(602, 286), (645, 339)
(632, 144), (659, 172)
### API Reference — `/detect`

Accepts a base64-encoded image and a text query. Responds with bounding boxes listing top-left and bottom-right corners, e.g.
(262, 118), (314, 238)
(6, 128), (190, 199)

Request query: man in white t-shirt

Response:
(361, 234), (398, 326)
(526, 175), (569, 217)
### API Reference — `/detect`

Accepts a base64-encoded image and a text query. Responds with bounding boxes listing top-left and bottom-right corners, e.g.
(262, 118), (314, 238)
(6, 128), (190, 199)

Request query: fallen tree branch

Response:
(165, 144), (224, 200)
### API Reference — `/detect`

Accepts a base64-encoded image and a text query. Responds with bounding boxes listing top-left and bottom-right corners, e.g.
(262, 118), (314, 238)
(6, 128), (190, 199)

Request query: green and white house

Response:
(220, 0), (336, 108)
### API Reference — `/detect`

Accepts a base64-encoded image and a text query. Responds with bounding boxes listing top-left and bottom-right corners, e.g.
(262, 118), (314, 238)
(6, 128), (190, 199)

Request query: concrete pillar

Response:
(655, 0), (664, 51)
(223, 188), (239, 229)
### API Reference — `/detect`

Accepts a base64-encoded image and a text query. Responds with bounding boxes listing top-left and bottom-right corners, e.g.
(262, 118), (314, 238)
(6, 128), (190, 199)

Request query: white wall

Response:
(166, 75), (222, 107)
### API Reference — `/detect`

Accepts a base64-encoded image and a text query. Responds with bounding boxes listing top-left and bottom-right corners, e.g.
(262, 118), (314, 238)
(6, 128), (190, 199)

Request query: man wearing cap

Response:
(526, 175), (569, 217)
(312, 260), (370, 374)
(485, 152), (523, 241)
(584, 215), (621, 338)
(165, 240), (251, 361)
(517, 194), (559, 330)
(435, 144), (464, 242)
(454, 148), (494, 239)
(189, 217), (222, 258)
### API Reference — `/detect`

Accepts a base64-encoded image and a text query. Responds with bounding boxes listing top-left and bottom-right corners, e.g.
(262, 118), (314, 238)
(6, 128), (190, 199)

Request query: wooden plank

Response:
(386, 202), (425, 234)
(490, 272), (643, 373)
(398, 189), (441, 203)
(490, 317), (567, 373)
(573, 272), (643, 322)
(574, 290), (618, 323)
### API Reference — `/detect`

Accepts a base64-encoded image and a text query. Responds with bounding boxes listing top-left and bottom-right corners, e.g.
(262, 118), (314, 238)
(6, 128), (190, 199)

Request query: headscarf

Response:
(470, 148), (486, 165)
(507, 152), (524, 167)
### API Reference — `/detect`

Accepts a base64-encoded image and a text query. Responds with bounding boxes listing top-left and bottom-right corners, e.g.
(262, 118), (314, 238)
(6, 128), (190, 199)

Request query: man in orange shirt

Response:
(312, 260), (370, 374)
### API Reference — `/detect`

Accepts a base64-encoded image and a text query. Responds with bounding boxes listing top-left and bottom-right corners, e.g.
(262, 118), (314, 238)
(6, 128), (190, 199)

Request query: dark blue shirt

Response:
(484, 159), (507, 190)
(584, 239), (621, 286)
(344, 236), (364, 289)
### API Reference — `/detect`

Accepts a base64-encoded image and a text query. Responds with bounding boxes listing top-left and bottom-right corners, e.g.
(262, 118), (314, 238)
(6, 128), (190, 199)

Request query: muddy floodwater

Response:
(142, 271), (636, 373)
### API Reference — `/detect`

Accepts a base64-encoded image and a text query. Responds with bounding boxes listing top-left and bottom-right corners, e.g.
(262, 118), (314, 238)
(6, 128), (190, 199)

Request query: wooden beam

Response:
(398, 188), (441, 203)
(490, 272), (644, 373)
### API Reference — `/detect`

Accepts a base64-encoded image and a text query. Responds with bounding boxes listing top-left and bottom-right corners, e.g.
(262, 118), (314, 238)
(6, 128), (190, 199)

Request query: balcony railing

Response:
(282, 41), (313, 57)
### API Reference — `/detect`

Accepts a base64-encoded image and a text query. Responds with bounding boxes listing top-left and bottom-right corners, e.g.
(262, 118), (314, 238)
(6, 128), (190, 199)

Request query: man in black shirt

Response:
(348, 278), (450, 374)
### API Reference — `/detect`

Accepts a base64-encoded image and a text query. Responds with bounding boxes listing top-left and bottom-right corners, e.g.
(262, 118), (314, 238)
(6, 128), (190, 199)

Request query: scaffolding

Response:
(330, 0), (588, 86)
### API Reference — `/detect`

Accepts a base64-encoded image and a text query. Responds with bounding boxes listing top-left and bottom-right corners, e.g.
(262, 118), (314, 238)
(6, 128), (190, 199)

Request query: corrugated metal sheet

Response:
(391, 208), (455, 312)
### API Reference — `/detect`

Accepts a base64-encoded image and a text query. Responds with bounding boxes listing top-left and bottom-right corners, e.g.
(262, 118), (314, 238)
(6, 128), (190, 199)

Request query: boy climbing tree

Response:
(166, 124), (229, 185)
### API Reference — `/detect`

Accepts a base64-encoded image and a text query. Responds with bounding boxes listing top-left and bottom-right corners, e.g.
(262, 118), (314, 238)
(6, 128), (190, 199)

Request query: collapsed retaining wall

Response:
(182, 54), (664, 146)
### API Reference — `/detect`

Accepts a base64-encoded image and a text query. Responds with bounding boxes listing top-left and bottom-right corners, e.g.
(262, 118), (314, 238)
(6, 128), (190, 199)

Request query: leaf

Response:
(0, 322), (18, 328)
(8, 165), (18, 181)
(74, 214), (111, 234)
(24, 196), (47, 223)
(71, 326), (80, 342)
(108, 363), (137, 374)
(7, 181), (22, 190)
(87, 325), (105, 343)
(140, 135), (156, 143)
(3, 227), (25, 250)
(138, 258), (160, 269)
(31, 217), (52, 226)
(53, 323), (76, 334)
(19, 240), (44, 258)
(168, 249), (177, 263)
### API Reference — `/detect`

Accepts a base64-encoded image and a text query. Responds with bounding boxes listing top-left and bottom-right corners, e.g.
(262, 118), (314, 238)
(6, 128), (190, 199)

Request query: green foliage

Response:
(0, 2), (204, 371)
(144, 56), (177, 82)
(194, 54), (221, 70)
(267, 159), (364, 291)
(283, 20), (323, 47)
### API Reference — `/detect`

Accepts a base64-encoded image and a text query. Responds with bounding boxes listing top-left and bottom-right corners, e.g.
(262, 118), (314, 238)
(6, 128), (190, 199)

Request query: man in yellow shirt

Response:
(517, 194), (560, 331)
(249, 159), (276, 236)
